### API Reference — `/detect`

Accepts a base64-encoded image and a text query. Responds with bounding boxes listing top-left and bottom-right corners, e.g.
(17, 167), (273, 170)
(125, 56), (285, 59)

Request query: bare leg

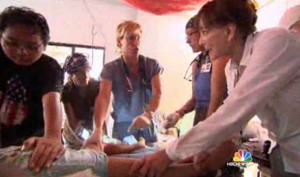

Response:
(107, 137), (239, 177)
(104, 141), (145, 156)
(108, 157), (198, 177)
(200, 138), (238, 171)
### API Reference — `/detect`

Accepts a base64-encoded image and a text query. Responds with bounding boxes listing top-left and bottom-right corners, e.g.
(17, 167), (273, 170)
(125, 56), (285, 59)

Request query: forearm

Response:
(43, 92), (62, 139)
(175, 63), (197, 117)
(176, 97), (196, 117)
(207, 89), (226, 117)
(145, 74), (162, 115)
(93, 96), (110, 134)
(145, 93), (161, 113)
(63, 103), (79, 131)
(207, 57), (228, 117)
(92, 80), (112, 138)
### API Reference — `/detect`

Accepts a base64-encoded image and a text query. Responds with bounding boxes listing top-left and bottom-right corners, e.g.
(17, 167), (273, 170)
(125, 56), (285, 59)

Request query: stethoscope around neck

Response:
(121, 56), (148, 93)
(183, 50), (209, 82)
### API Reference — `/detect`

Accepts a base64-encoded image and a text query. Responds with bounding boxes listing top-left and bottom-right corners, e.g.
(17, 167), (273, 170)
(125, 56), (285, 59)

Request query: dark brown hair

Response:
(0, 6), (50, 45)
(198, 0), (257, 39)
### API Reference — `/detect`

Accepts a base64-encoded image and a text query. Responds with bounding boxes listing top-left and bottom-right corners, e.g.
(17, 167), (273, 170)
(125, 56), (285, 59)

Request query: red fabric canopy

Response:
(119, 0), (208, 15)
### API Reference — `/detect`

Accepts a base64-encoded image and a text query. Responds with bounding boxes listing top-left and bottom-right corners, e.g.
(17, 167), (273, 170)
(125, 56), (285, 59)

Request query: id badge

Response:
(201, 63), (212, 73)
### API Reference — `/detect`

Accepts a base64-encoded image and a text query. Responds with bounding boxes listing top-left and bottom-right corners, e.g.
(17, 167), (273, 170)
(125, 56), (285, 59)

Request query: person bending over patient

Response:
(0, 6), (64, 172)
(62, 53), (146, 154)
(84, 21), (163, 151)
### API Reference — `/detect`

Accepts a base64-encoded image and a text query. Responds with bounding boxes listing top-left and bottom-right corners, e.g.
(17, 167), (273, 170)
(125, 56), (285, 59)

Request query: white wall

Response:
(0, 0), (138, 63)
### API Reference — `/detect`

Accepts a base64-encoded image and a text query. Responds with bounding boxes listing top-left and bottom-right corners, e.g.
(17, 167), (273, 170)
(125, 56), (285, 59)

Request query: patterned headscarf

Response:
(63, 53), (90, 75)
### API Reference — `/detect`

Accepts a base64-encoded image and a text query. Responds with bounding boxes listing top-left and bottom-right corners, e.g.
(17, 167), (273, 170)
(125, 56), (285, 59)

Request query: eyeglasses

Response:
(185, 30), (198, 40)
(1, 35), (43, 53)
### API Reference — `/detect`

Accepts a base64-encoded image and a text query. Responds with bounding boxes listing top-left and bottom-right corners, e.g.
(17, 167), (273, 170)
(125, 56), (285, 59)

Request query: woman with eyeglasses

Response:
(163, 15), (238, 177)
(84, 21), (163, 150)
(133, 0), (300, 176)
(164, 15), (229, 129)
(0, 6), (64, 172)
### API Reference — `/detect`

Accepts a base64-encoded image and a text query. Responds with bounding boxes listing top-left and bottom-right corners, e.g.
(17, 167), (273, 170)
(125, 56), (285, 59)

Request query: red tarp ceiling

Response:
(119, 0), (208, 15)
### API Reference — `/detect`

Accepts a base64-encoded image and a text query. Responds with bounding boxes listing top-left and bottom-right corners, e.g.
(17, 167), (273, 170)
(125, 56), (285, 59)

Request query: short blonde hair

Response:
(116, 20), (142, 42)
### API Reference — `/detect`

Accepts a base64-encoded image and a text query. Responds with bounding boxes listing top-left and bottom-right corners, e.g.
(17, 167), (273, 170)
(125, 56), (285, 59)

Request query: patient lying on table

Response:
(0, 136), (239, 177)
(0, 143), (198, 177)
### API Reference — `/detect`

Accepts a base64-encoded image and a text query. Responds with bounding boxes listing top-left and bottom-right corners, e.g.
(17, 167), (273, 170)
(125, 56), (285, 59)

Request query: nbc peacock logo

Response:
(233, 149), (252, 162)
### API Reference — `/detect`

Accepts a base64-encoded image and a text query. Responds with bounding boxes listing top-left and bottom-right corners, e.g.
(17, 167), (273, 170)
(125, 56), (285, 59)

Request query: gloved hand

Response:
(163, 112), (182, 129)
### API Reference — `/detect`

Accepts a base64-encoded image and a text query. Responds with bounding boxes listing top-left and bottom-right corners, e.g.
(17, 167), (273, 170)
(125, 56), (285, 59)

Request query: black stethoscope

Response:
(121, 56), (148, 93)
(183, 51), (209, 82)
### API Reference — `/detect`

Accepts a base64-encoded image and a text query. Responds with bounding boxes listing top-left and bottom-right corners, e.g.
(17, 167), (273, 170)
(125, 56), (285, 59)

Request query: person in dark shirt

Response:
(61, 53), (146, 154)
(61, 53), (100, 148)
(0, 6), (64, 172)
